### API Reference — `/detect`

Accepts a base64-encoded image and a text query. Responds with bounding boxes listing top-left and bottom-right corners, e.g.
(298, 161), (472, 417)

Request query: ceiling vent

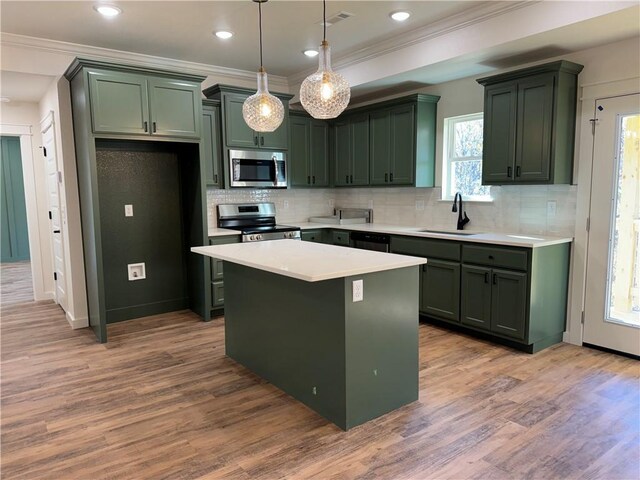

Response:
(319, 11), (354, 27)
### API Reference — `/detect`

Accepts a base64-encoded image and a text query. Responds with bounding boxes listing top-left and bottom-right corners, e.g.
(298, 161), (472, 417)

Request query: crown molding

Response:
(0, 33), (290, 92)
(288, 1), (535, 85)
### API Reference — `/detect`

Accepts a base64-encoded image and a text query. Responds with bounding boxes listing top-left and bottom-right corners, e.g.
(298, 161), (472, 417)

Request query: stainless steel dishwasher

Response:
(351, 232), (390, 252)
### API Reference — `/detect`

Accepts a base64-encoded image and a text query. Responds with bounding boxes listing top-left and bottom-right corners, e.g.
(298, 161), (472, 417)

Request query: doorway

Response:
(0, 136), (33, 304)
(583, 94), (640, 356)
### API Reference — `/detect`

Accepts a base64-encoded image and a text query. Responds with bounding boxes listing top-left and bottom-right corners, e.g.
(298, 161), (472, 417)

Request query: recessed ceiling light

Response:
(390, 11), (411, 22)
(303, 49), (319, 58)
(94, 5), (122, 17)
(0, 97), (10, 103)
(215, 31), (233, 40)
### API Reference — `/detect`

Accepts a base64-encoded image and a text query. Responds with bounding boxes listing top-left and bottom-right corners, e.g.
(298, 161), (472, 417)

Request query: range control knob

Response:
(249, 235), (256, 241)
(256, 234), (263, 240)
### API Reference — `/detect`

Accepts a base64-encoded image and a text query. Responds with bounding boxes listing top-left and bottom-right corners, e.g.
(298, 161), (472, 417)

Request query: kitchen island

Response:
(192, 240), (426, 430)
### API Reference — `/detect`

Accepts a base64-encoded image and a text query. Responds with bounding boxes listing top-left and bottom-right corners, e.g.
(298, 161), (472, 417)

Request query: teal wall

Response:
(96, 141), (188, 323)
(1, 136), (30, 263)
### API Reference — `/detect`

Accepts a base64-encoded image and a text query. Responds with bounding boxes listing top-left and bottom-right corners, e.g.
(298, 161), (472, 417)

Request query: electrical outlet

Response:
(547, 200), (557, 218)
(283, 200), (289, 209)
(125, 204), (133, 217)
(415, 200), (425, 211)
(352, 279), (363, 302)
(128, 263), (146, 281)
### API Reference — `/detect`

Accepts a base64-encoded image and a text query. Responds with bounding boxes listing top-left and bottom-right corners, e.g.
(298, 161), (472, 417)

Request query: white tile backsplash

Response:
(207, 185), (577, 237)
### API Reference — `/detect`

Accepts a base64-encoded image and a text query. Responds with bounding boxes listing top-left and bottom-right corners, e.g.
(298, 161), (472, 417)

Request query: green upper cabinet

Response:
(289, 112), (329, 187)
(204, 85), (293, 151)
(87, 68), (201, 139)
(202, 101), (222, 187)
(370, 105), (416, 186)
(88, 70), (149, 136)
(334, 114), (369, 186)
(477, 60), (584, 185)
(333, 94), (438, 188)
(148, 78), (201, 138)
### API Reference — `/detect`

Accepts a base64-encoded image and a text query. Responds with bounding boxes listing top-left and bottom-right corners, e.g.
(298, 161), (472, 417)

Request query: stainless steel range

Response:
(217, 203), (301, 242)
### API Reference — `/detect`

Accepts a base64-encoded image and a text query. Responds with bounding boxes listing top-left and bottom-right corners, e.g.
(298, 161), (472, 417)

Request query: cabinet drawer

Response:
(391, 236), (460, 261)
(332, 231), (350, 246)
(211, 281), (225, 307)
(462, 245), (528, 271)
(301, 229), (323, 243)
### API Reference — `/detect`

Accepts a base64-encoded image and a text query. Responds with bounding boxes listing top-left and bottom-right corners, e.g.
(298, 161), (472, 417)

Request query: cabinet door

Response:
(148, 78), (200, 138)
(490, 269), (527, 340)
(301, 229), (323, 242)
(421, 259), (460, 322)
(309, 120), (329, 187)
(390, 105), (415, 185)
(461, 264), (492, 331)
(224, 93), (258, 148)
(88, 70), (149, 135)
(289, 116), (310, 187)
(369, 110), (391, 186)
(483, 83), (517, 183)
(202, 107), (222, 186)
(212, 281), (225, 307)
(260, 118), (289, 150)
(334, 120), (351, 186)
(515, 74), (554, 182)
(350, 115), (370, 186)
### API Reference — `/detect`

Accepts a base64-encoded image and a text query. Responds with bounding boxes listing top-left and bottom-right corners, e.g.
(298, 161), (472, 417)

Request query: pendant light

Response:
(299, 0), (350, 119)
(242, 0), (284, 132)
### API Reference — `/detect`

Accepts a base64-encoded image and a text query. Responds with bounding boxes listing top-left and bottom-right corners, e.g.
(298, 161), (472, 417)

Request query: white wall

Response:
(39, 77), (88, 328)
(0, 101), (53, 300)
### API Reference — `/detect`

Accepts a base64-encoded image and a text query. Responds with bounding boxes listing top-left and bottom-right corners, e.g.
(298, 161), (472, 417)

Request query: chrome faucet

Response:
(452, 193), (470, 230)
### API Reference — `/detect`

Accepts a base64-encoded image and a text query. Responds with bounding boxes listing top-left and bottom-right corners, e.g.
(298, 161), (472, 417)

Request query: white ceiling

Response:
(0, 1), (638, 101)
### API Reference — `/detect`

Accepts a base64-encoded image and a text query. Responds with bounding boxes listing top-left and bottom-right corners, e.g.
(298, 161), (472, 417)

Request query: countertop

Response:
(290, 223), (573, 248)
(192, 240), (426, 282)
(207, 222), (573, 248)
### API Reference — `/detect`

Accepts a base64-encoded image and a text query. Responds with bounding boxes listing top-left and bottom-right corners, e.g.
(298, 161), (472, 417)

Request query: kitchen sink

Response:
(418, 229), (483, 236)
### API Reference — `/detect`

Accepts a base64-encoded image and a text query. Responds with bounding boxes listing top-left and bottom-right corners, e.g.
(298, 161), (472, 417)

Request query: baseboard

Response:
(66, 311), (89, 329)
(105, 298), (190, 324)
(34, 291), (55, 302)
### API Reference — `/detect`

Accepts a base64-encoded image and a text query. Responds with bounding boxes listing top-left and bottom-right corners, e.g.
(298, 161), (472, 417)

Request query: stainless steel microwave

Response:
(229, 149), (287, 188)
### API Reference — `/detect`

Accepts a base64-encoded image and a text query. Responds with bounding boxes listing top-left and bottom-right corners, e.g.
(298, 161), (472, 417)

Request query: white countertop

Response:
(290, 222), (573, 248)
(207, 227), (243, 237)
(192, 240), (426, 282)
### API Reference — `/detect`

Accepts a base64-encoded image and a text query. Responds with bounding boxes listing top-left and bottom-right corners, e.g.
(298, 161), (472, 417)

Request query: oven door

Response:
(229, 150), (286, 188)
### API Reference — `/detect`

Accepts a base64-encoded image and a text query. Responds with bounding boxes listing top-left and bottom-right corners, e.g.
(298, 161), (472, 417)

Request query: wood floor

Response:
(1, 299), (639, 480)
(1, 262), (33, 305)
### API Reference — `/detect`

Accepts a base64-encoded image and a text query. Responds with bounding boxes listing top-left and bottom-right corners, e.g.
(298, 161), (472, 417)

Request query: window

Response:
(442, 113), (491, 201)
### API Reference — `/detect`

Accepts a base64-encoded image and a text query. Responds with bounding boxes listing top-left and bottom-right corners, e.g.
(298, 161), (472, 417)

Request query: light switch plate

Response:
(283, 200), (289, 209)
(547, 200), (557, 218)
(415, 200), (425, 211)
(352, 279), (363, 302)
(125, 204), (134, 217)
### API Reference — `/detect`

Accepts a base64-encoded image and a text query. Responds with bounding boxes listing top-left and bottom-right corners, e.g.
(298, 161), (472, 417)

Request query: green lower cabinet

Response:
(301, 229), (326, 243)
(421, 260), (460, 322)
(332, 230), (350, 246)
(208, 235), (240, 313)
(461, 265), (492, 331)
(490, 269), (527, 340)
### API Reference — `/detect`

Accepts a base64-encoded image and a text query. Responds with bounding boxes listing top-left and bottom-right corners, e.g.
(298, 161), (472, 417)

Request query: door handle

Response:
(152, 121), (157, 133)
(385, 173), (388, 182)
(53, 230), (60, 234)
(345, 174), (349, 184)
(307, 175), (311, 185)
(390, 172), (394, 182)
(516, 165), (521, 177)
(492, 273), (497, 285)
(484, 272), (489, 283)
(214, 174), (218, 183)
(312, 175), (316, 184)
(350, 174), (353, 183)
(260, 136), (264, 146)
(254, 136), (258, 145)
(144, 121), (148, 132)
(507, 166), (512, 178)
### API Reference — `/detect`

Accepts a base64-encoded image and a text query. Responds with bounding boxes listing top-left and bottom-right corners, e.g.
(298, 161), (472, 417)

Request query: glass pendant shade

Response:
(300, 41), (350, 119)
(243, 68), (284, 132)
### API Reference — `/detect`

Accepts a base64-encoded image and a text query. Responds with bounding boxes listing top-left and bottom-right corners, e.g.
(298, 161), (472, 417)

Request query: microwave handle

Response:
(272, 156), (278, 186)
